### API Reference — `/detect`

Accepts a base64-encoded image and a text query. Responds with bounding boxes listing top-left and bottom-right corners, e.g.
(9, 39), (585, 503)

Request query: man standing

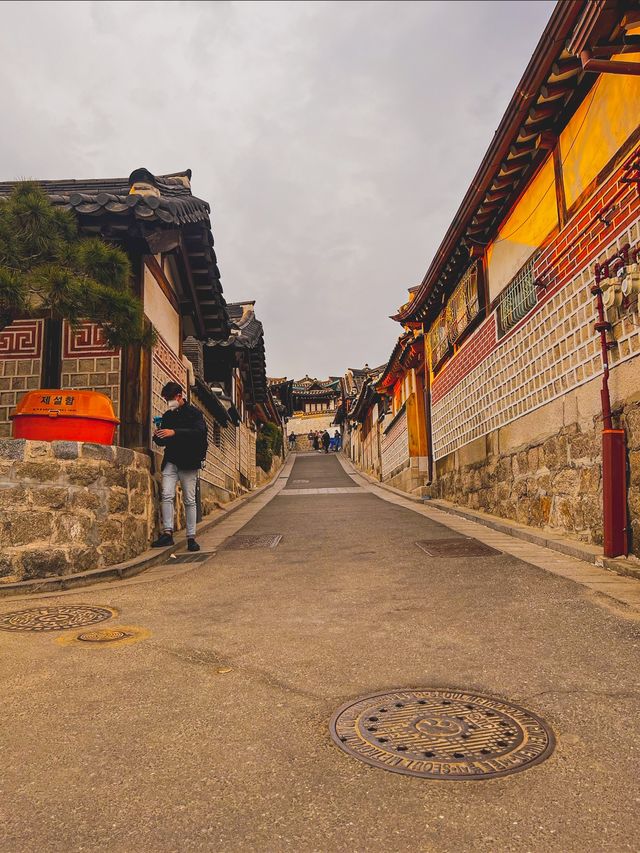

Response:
(151, 381), (207, 552)
(322, 430), (330, 453)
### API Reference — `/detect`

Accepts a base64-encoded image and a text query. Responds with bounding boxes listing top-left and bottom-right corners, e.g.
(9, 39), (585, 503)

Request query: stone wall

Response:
(0, 438), (155, 582)
(432, 400), (640, 557)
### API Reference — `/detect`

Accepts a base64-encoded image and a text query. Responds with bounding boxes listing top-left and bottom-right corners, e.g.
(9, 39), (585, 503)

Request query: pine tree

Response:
(0, 181), (154, 347)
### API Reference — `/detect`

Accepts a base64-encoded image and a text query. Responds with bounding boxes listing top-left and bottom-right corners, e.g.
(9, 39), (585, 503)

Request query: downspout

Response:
(579, 49), (640, 76)
(592, 259), (628, 557)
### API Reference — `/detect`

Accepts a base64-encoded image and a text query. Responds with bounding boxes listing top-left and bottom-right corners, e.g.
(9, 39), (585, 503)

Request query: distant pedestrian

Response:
(333, 429), (341, 451)
(312, 432), (320, 451)
(151, 381), (207, 552)
(288, 431), (296, 450)
(322, 430), (330, 453)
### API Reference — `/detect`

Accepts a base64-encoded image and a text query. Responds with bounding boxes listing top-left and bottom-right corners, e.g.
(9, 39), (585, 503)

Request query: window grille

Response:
(446, 262), (480, 343)
(213, 421), (222, 448)
(497, 255), (538, 335)
(429, 313), (449, 367)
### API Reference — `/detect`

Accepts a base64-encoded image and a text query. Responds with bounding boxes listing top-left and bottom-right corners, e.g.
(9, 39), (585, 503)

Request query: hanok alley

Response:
(342, 0), (640, 562)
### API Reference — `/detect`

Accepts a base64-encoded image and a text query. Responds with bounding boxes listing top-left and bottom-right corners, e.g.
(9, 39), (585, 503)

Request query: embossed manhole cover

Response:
(0, 605), (115, 633)
(77, 629), (131, 643)
(224, 534), (282, 550)
(415, 538), (501, 557)
(330, 688), (554, 780)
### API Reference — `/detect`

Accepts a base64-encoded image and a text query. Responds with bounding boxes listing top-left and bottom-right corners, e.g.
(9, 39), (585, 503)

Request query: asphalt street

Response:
(1, 452), (639, 852)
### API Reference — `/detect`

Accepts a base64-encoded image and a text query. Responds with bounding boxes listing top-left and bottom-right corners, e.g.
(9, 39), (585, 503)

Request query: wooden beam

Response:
(144, 254), (180, 312)
(177, 236), (205, 338)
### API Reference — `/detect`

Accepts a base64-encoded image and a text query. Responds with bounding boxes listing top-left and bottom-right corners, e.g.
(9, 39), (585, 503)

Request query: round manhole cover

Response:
(330, 689), (554, 780)
(0, 605), (115, 633)
(77, 629), (131, 643)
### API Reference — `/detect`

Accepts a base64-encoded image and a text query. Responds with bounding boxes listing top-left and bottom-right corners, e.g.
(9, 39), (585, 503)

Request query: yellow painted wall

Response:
(486, 155), (557, 302)
(560, 66), (640, 210)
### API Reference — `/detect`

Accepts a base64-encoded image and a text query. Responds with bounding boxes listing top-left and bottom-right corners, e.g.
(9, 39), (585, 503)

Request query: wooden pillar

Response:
(41, 318), (63, 389)
(119, 320), (152, 451)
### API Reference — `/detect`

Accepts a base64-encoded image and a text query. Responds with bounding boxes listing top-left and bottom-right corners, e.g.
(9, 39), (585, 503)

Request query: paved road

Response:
(1, 453), (639, 852)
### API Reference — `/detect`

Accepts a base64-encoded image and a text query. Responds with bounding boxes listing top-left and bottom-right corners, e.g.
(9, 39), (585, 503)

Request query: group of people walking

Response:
(309, 429), (341, 453)
(287, 429), (342, 452)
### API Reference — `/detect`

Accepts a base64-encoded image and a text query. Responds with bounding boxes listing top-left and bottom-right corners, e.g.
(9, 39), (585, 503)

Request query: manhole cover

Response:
(224, 534), (282, 550)
(415, 538), (501, 557)
(0, 605), (115, 633)
(330, 688), (554, 780)
(77, 629), (131, 643)
(170, 552), (215, 564)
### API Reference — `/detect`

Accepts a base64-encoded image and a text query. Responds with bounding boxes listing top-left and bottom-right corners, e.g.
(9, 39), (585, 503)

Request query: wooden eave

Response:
(393, 0), (590, 326)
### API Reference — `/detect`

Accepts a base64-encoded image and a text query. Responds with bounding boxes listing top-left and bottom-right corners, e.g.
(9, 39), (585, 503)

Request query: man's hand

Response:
(155, 428), (176, 439)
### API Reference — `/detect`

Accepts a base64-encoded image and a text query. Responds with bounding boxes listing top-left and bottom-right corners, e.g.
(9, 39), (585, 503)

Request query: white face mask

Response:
(166, 399), (179, 411)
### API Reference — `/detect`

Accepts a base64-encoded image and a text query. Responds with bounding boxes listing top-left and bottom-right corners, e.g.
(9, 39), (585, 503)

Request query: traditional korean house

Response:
(390, 1), (640, 557)
(0, 168), (229, 451)
(203, 301), (284, 489)
(292, 376), (341, 415)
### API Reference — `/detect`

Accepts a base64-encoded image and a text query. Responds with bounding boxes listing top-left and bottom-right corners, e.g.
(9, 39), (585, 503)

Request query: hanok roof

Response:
(392, 1), (612, 326)
(207, 300), (268, 405)
(0, 167), (229, 340)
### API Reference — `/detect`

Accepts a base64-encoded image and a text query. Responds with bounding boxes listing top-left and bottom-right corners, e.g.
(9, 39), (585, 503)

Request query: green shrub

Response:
(256, 422), (283, 472)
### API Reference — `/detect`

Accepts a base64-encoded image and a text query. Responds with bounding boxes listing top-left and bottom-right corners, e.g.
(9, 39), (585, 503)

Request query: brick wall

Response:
(0, 320), (44, 437)
(151, 332), (187, 444)
(431, 150), (640, 462)
(60, 321), (121, 418)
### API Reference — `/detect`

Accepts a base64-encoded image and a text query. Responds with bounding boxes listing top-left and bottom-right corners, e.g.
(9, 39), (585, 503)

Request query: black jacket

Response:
(152, 403), (208, 470)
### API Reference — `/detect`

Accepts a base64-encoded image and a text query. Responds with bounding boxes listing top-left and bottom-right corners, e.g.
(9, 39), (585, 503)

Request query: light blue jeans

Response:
(161, 463), (198, 538)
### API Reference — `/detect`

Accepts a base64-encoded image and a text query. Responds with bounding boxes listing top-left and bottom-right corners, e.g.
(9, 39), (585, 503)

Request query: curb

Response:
(339, 454), (640, 582)
(0, 459), (289, 599)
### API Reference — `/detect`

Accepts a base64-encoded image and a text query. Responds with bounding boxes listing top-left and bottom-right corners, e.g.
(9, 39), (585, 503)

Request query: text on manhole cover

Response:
(330, 688), (554, 780)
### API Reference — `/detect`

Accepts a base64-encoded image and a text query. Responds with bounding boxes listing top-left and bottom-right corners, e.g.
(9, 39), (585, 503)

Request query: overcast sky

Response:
(2, 0), (554, 379)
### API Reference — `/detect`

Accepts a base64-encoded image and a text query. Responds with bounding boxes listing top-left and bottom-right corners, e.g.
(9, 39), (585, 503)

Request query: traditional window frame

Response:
(496, 253), (538, 337)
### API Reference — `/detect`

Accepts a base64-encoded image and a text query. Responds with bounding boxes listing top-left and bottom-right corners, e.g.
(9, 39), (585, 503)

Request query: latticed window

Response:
(429, 313), (449, 367)
(446, 262), (480, 343)
(497, 255), (538, 335)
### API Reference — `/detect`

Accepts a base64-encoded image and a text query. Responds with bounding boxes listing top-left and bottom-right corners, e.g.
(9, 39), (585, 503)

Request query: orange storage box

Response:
(11, 389), (119, 445)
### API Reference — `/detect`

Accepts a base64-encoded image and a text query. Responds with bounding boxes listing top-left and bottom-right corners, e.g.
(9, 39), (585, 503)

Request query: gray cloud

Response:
(1, 0), (554, 377)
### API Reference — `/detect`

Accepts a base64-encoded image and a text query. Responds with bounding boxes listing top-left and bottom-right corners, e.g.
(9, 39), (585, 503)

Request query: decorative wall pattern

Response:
(431, 216), (640, 460)
(381, 406), (409, 480)
(0, 320), (43, 359)
(0, 320), (44, 436)
(63, 322), (118, 358)
(151, 332), (187, 443)
(60, 322), (120, 420)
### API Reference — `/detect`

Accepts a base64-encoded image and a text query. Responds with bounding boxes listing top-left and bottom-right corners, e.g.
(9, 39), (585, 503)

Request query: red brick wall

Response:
(432, 145), (640, 398)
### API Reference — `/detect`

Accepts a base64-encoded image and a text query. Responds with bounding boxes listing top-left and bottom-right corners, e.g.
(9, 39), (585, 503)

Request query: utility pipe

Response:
(592, 260), (628, 557)
(580, 48), (640, 76)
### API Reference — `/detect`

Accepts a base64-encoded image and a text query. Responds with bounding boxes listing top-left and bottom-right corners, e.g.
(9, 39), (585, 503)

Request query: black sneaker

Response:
(152, 532), (174, 548)
(187, 538), (201, 552)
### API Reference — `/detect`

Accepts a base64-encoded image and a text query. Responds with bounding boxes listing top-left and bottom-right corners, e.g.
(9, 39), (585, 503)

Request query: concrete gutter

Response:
(341, 455), (640, 582)
(0, 462), (286, 598)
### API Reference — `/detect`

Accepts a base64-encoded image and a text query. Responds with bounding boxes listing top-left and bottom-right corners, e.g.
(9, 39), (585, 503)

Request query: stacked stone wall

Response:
(0, 439), (155, 582)
(432, 400), (640, 557)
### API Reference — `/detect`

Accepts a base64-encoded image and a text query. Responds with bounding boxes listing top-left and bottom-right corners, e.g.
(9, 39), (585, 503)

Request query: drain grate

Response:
(291, 479), (310, 484)
(0, 605), (115, 633)
(223, 534), (282, 550)
(169, 552), (215, 564)
(416, 538), (501, 557)
(331, 688), (554, 780)
(77, 629), (131, 643)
